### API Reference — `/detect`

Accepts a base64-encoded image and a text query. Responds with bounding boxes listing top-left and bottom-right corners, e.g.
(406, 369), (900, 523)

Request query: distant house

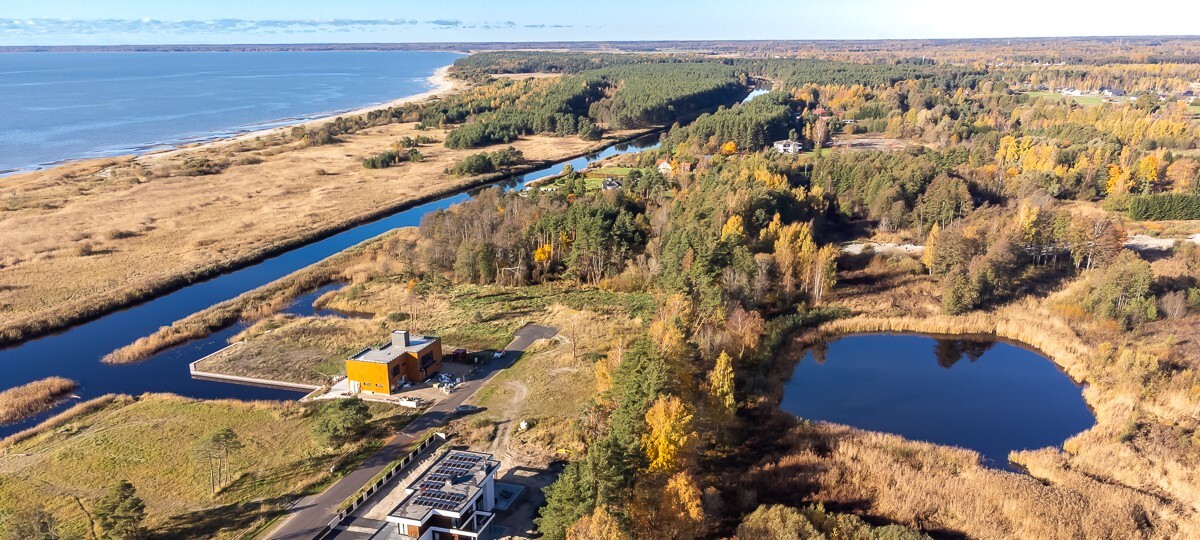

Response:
(656, 159), (673, 175)
(773, 140), (803, 154)
(374, 450), (500, 539)
(346, 330), (442, 395)
(601, 178), (623, 191)
(1101, 87), (1127, 97)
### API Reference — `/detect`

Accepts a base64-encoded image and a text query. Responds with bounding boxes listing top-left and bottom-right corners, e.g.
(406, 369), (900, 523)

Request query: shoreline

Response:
(1, 64), (461, 177)
(155, 65), (460, 156)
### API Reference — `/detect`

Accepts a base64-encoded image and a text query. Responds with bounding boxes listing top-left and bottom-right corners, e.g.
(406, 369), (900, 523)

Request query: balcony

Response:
(453, 510), (495, 535)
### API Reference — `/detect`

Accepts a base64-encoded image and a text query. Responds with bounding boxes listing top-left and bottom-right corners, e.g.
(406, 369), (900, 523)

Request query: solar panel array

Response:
(411, 453), (490, 511)
(413, 489), (468, 510)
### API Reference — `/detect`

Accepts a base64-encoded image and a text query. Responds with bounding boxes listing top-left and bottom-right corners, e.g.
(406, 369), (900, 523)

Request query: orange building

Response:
(346, 330), (442, 395)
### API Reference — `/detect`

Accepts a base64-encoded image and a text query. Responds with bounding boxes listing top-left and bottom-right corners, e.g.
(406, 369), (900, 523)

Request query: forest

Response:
(411, 50), (1200, 538)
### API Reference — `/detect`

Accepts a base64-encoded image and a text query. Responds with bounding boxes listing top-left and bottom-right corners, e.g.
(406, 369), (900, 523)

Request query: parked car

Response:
(454, 404), (481, 414)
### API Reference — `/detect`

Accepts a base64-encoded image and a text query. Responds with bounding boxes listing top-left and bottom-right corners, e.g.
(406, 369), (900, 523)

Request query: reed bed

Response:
(744, 420), (1190, 539)
(0, 376), (79, 425)
(0, 394), (126, 450)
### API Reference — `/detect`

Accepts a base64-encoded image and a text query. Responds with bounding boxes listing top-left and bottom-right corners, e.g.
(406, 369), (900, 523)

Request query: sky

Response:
(2, 0), (1198, 46)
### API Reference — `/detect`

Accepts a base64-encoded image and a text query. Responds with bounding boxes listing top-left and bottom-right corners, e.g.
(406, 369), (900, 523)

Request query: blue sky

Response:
(2, 0), (1198, 46)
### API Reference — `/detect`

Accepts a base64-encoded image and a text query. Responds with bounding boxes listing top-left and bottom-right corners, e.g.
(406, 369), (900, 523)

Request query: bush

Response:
(311, 398), (371, 446)
(449, 147), (526, 177)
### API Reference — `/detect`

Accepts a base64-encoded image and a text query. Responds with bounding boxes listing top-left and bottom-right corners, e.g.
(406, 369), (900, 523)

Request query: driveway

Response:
(265, 324), (558, 540)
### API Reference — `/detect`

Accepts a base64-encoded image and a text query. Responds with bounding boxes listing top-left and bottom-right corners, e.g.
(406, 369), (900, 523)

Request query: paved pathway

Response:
(265, 324), (558, 540)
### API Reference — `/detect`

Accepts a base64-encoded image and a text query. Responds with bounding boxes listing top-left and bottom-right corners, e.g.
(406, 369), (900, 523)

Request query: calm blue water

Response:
(0, 134), (661, 437)
(781, 334), (1095, 469)
(0, 51), (461, 173)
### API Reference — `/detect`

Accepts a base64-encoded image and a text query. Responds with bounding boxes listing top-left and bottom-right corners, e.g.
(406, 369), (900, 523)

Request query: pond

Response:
(779, 333), (1095, 469)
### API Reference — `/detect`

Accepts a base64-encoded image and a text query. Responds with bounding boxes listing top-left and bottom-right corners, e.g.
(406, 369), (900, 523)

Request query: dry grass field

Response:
(0, 91), (647, 346)
(0, 393), (414, 539)
(754, 258), (1200, 538)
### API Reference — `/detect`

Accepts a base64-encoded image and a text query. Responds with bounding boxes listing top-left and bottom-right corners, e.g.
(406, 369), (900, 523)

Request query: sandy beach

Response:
(149, 64), (463, 158)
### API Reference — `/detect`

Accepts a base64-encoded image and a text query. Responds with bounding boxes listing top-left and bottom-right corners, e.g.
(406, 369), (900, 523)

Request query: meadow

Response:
(0, 393), (413, 539)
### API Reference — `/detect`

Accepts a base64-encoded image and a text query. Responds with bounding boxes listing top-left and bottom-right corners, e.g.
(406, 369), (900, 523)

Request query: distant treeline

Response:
(440, 63), (748, 149)
(451, 51), (702, 76)
(1128, 193), (1200, 221)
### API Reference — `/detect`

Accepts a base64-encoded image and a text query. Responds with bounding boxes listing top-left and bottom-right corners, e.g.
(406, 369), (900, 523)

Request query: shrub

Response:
(310, 398), (371, 447)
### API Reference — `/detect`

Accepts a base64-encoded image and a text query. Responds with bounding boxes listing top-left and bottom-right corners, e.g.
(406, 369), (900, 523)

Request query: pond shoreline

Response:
(776, 331), (1095, 469)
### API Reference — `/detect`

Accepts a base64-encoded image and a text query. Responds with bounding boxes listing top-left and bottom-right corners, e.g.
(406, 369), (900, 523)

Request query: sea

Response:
(0, 50), (463, 174)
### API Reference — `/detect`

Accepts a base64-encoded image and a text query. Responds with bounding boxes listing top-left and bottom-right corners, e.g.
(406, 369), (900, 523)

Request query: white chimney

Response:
(392, 330), (410, 347)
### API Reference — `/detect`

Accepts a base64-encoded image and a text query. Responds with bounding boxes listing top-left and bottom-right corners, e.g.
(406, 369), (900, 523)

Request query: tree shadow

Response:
(150, 495), (295, 540)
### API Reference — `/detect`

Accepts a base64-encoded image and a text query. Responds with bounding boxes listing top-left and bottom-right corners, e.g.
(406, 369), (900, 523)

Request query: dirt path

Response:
(487, 380), (529, 462)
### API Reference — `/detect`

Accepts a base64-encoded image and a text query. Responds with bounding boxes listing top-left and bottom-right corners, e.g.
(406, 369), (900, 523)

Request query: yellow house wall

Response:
(346, 360), (392, 394)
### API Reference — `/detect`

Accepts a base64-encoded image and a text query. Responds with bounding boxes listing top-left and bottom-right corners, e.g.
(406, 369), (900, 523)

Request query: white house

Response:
(377, 450), (500, 539)
(773, 140), (803, 154)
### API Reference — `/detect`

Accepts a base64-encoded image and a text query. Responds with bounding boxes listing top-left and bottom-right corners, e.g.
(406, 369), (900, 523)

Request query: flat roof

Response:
(389, 450), (498, 521)
(350, 334), (439, 364)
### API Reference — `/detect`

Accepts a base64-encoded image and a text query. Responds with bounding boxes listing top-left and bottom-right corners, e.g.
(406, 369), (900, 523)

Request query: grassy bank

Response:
(0, 377), (78, 425)
(0, 393), (413, 539)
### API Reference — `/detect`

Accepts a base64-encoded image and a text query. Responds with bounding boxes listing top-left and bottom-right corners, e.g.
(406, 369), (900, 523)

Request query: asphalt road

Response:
(265, 324), (558, 540)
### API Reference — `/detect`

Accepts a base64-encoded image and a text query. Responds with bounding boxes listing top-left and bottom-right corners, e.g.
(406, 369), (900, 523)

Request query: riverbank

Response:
(0, 68), (650, 349)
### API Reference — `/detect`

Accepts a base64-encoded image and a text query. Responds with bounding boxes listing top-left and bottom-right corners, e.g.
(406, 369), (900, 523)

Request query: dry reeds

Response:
(0, 376), (79, 425)
(754, 421), (1188, 539)
(0, 394), (128, 450)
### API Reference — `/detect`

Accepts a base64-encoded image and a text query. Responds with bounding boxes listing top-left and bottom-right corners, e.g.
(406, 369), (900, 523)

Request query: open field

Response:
(0, 393), (413, 539)
(1024, 91), (1113, 106)
(451, 301), (643, 465)
(0, 78), (649, 347)
(0, 377), (78, 425)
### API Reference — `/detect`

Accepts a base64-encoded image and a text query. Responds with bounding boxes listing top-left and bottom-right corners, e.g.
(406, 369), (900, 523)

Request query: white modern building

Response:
(371, 450), (499, 540)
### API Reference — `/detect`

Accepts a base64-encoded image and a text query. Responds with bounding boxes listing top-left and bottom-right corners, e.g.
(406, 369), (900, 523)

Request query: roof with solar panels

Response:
(388, 450), (499, 520)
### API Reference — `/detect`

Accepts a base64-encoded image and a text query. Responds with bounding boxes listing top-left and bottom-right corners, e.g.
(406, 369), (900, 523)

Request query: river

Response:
(0, 134), (661, 437)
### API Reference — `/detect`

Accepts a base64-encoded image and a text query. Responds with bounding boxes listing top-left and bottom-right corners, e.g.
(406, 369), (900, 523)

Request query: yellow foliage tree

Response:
(1136, 154), (1161, 192)
(567, 505), (630, 540)
(720, 141), (737, 155)
(658, 472), (705, 540)
(922, 223), (940, 274)
(534, 243), (554, 264)
(720, 215), (745, 242)
(1167, 158), (1199, 192)
(708, 351), (736, 418)
(809, 244), (839, 303)
(772, 221), (816, 304)
(641, 395), (695, 473)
